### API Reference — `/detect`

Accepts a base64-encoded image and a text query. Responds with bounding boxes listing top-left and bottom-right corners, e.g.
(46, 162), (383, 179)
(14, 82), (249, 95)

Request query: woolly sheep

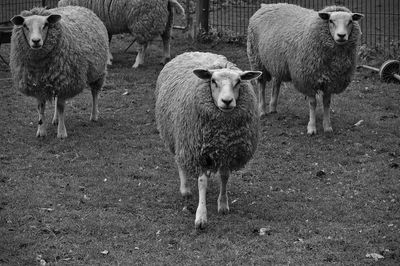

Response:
(155, 52), (261, 229)
(58, 0), (185, 68)
(10, 6), (109, 138)
(247, 3), (363, 134)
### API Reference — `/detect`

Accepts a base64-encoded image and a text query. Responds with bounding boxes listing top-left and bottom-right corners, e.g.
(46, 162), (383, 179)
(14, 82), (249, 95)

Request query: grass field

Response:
(0, 33), (399, 265)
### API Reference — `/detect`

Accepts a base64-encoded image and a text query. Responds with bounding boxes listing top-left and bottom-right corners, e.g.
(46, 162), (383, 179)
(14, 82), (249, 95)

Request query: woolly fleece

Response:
(58, 0), (182, 45)
(247, 3), (362, 97)
(155, 52), (259, 178)
(10, 6), (109, 101)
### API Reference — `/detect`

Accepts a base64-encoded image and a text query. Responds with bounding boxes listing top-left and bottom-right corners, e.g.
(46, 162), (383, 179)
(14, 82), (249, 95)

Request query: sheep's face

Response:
(11, 14), (61, 49)
(318, 11), (363, 45)
(193, 69), (261, 112)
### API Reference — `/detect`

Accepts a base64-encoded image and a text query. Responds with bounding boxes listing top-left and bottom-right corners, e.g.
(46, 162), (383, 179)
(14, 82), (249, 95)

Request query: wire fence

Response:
(0, 0), (58, 24)
(208, 0), (400, 54)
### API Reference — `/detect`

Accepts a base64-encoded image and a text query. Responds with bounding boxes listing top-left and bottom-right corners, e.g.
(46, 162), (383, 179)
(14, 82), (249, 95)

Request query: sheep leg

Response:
(132, 43), (147, 68)
(89, 77), (104, 122)
(307, 95), (317, 135)
(56, 99), (67, 138)
(269, 78), (281, 113)
(52, 97), (58, 125)
(178, 163), (192, 198)
(217, 169), (230, 215)
(36, 99), (47, 137)
(258, 73), (268, 116)
(160, 30), (171, 65)
(322, 93), (333, 133)
(107, 34), (113, 65)
(195, 172), (209, 230)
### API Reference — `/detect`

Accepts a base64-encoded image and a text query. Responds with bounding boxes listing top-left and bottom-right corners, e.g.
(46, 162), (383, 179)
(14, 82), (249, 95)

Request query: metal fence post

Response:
(197, 0), (210, 33)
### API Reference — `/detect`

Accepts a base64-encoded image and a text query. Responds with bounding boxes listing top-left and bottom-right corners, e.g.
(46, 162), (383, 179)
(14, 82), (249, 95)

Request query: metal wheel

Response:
(379, 60), (400, 83)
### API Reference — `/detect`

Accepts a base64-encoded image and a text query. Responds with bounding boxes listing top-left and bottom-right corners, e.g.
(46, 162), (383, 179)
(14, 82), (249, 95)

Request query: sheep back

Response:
(10, 6), (109, 101)
(247, 3), (361, 97)
(155, 52), (259, 178)
(58, 0), (170, 44)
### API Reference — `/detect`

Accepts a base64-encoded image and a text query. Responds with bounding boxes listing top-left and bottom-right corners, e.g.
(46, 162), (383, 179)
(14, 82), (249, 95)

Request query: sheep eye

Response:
(23, 24), (28, 29)
(44, 22), (49, 28)
(348, 20), (353, 25)
(211, 79), (216, 85)
(329, 19), (333, 24)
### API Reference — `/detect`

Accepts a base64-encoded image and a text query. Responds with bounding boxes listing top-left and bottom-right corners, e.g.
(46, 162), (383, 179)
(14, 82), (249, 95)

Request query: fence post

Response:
(42, 0), (46, 7)
(197, 0), (210, 33)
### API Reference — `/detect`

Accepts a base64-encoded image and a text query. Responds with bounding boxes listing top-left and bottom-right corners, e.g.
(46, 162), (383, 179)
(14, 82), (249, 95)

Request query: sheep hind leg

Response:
(89, 77), (104, 122)
(56, 99), (67, 139)
(36, 99), (47, 137)
(307, 95), (317, 135)
(160, 30), (171, 65)
(258, 69), (269, 116)
(177, 163), (192, 198)
(132, 43), (147, 68)
(322, 93), (333, 133)
(269, 78), (281, 114)
(195, 172), (209, 230)
(217, 169), (230, 215)
(52, 97), (58, 125)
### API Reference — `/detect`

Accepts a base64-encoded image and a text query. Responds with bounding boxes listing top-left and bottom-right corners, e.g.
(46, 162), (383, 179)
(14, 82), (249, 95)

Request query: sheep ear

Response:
(193, 69), (212, 80)
(11, 15), (25, 26)
(318, 12), (330, 20)
(47, 14), (61, 24)
(352, 13), (364, 21)
(240, 71), (262, 81)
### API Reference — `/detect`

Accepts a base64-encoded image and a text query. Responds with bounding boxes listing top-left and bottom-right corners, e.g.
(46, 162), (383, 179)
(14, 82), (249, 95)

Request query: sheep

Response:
(247, 3), (363, 135)
(10, 6), (109, 138)
(58, 0), (185, 68)
(155, 52), (262, 229)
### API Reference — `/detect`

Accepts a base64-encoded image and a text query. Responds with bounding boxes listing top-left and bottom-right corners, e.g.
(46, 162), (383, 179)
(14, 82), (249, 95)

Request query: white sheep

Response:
(155, 52), (261, 229)
(247, 3), (363, 134)
(10, 6), (109, 138)
(58, 0), (185, 68)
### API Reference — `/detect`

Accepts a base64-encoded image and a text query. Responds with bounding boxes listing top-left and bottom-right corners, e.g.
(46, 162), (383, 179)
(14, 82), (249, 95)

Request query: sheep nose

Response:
(32, 38), (41, 44)
(222, 98), (233, 106)
(337, 33), (346, 39)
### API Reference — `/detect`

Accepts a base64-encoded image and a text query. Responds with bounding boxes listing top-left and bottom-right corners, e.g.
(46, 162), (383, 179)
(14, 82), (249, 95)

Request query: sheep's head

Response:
(193, 69), (261, 112)
(319, 11), (363, 45)
(11, 13), (61, 49)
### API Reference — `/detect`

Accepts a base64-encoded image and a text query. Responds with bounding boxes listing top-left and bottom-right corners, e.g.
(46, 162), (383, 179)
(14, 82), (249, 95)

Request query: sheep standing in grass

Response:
(58, 0), (185, 68)
(10, 6), (109, 138)
(155, 52), (261, 229)
(247, 3), (363, 134)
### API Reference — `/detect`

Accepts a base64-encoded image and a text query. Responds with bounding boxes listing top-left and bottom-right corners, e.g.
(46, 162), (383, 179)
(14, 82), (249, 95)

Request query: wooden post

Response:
(42, 0), (46, 7)
(197, 0), (209, 33)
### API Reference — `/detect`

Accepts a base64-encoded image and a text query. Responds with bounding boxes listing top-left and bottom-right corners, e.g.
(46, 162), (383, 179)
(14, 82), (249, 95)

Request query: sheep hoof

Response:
(195, 218), (207, 230)
(36, 129), (47, 137)
(51, 118), (57, 125)
(57, 132), (68, 139)
(307, 129), (317, 135)
(324, 127), (333, 133)
(218, 206), (230, 215)
(181, 191), (193, 199)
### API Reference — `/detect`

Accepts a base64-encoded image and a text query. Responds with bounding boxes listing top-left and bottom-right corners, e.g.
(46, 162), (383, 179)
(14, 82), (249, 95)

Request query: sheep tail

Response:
(168, 0), (185, 17)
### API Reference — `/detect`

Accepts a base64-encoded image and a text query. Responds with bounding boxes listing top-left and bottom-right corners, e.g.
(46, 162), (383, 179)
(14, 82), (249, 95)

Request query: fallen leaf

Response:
(100, 250), (109, 255)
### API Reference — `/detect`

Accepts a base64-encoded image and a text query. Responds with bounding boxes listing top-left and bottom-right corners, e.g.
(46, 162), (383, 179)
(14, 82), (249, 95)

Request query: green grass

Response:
(0, 35), (399, 265)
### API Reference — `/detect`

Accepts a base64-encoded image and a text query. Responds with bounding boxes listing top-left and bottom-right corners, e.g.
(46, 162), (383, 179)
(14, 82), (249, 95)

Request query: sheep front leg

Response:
(56, 99), (67, 138)
(322, 93), (333, 133)
(269, 78), (281, 114)
(90, 89), (99, 121)
(52, 97), (58, 125)
(178, 163), (192, 198)
(36, 99), (47, 137)
(160, 31), (171, 65)
(132, 43), (147, 68)
(307, 95), (317, 135)
(195, 172), (209, 230)
(217, 169), (230, 214)
(258, 77), (267, 116)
